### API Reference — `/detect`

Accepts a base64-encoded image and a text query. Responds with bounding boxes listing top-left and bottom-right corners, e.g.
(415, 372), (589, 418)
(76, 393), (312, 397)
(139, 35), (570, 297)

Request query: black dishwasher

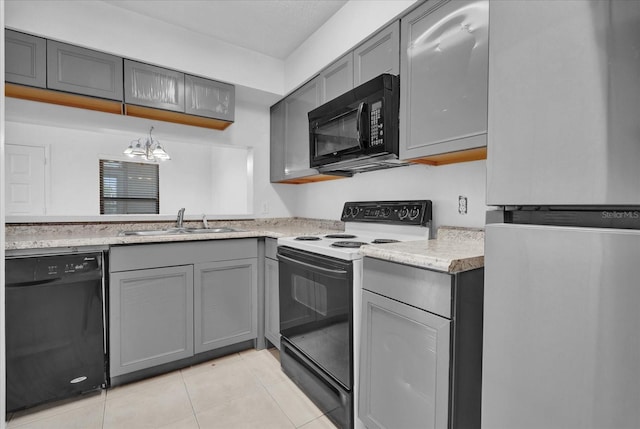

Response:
(5, 252), (106, 412)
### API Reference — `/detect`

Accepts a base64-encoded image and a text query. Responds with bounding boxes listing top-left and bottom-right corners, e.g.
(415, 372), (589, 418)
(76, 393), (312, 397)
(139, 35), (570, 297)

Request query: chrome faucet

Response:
(176, 208), (185, 228)
(202, 214), (209, 229)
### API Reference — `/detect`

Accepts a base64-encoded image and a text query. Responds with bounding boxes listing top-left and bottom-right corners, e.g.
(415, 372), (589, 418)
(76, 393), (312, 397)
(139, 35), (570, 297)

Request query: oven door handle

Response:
(277, 254), (349, 277)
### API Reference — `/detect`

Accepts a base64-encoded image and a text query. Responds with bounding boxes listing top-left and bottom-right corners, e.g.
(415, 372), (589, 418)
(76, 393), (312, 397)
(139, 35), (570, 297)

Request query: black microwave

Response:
(308, 74), (401, 174)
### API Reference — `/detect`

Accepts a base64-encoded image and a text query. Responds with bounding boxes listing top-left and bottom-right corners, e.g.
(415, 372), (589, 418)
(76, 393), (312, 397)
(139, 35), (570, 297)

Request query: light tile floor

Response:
(6, 348), (338, 429)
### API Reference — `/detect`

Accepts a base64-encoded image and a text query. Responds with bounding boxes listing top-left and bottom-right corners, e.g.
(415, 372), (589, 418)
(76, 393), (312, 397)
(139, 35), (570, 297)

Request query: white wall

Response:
(287, 161), (487, 232)
(285, 0), (417, 92)
(5, 0), (285, 95)
(5, 108), (254, 217)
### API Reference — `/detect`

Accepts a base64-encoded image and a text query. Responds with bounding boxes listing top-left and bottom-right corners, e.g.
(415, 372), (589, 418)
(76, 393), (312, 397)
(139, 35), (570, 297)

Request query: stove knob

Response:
(381, 208), (391, 218)
(398, 207), (409, 219)
(409, 207), (420, 220)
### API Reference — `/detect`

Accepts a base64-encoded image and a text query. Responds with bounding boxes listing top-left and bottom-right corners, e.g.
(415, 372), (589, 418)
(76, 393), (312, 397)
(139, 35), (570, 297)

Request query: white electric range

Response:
(276, 200), (433, 429)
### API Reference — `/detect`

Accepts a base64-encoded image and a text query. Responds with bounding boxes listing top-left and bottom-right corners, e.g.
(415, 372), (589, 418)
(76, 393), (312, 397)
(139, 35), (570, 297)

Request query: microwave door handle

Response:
(356, 102), (365, 148)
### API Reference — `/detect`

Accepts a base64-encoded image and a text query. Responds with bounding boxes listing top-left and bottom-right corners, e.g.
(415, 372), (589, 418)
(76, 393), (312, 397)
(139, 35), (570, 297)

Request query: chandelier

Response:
(123, 126), (171, 161)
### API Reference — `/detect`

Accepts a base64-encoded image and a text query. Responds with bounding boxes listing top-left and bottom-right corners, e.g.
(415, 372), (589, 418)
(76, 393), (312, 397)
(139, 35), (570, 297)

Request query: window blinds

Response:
(100, 160), (159, 214)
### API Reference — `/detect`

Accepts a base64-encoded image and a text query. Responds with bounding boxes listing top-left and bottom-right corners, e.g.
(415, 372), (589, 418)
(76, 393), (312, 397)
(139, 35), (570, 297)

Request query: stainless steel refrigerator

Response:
(483, 1), (640, 428)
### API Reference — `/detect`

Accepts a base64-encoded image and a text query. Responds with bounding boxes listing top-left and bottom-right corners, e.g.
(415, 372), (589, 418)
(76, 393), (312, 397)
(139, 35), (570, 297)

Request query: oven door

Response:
(277, 246), (353, 390)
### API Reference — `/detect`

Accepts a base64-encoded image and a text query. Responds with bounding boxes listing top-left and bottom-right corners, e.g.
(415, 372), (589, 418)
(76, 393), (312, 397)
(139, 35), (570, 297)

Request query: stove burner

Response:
(295, 236), (322, 241)
(371, 239), (401, 244)
(325, 234), (357, 239)
(331, 241), (368, 248)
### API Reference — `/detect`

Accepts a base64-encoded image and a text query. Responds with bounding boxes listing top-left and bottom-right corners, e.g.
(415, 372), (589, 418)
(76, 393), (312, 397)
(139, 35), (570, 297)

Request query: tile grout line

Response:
(180, 362), (202, 429)
(100, 390), (107, 429)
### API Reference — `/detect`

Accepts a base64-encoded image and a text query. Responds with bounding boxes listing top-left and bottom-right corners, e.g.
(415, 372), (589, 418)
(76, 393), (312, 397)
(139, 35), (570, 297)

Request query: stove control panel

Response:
(341, 200), (432, 226)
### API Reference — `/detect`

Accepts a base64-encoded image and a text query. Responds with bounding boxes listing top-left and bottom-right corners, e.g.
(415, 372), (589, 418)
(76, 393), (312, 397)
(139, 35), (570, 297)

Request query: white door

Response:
(5, 144), (46, 215)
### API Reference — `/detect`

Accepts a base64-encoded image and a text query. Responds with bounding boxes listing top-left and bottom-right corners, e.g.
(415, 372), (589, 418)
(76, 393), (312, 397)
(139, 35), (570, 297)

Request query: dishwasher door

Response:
(5, 253), (106, 412)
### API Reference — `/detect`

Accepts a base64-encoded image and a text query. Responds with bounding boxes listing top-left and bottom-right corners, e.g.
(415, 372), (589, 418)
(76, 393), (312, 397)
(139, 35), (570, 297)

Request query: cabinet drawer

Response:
(363, 257), (452, 318)
(47, 40), (123, 100)
(110, 239), (258, 272)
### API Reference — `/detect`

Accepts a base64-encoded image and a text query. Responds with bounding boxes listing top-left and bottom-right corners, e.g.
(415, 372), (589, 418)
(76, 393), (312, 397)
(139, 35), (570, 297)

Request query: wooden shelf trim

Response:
(124, 105), (232, 131)
(5, 83), (234, 131)
(276, 174), (345, 184)
(6, 83), (123, 115)
(407, 146), (487, 166)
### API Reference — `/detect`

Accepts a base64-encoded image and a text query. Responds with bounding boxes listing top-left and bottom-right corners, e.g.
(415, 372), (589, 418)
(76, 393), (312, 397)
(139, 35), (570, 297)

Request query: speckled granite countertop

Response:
(5, 218), (344, 251)
(359, 226), (485, 273)
(6, 221), (484, 273)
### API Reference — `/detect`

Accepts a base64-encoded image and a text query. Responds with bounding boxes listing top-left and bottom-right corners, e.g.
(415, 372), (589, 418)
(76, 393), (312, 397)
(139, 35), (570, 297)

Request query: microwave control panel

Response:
(370, 100), (383, 146)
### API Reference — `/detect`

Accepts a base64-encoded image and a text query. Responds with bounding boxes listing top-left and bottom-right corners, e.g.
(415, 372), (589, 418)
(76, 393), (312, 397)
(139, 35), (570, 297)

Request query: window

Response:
(100, 159), (159, 214)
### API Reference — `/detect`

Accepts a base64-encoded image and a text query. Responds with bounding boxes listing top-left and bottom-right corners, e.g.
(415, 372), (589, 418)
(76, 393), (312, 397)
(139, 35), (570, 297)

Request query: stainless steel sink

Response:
(120, 227), (242, 236)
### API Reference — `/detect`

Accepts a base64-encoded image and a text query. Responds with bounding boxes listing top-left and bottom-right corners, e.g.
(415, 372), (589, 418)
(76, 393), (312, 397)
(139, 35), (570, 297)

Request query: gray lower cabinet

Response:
(399, 0), (489, 161)
(124, 59), (185, 112)
(109, 239), (258, 378)
(194, 258), (257, 353)
(359, 257), (483, 429)
(5, 29), (47, 88)
(47, 40), (123, 100)
(109, 265), (194, 378)
(264, 238), (280, 349)
(319, 52), (353, 104)
(354, 21), (400, 86)
(185, 74), (235, 122)
(360, 289), (451, 429)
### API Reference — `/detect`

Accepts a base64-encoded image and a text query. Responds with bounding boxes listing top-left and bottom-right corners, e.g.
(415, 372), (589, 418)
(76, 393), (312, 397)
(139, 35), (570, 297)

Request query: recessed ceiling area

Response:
(100, 0), (348, 60)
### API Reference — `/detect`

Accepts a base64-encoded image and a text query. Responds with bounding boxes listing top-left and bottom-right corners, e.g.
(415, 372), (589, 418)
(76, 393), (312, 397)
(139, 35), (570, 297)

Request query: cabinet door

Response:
(264, 256), (280, 349)
(359, 290), (451, 429)
(319, 53), (354, 104)
(270, 100), (286, 182)
(354, 21), (400, 86)
(109, 265), (194, 377)
(282, 77), (321, 178)
(124, 60), (185, 112)
(47, 40), (123, 100)
(185, 74), (234, 122)
(194, 258), (258, 353)
(5, 29), (46, 88)
(400, 0), (488, 160)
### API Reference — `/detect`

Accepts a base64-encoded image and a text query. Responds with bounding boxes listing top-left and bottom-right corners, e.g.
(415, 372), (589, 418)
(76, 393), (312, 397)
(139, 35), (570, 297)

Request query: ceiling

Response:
(100, 0), (349, 60)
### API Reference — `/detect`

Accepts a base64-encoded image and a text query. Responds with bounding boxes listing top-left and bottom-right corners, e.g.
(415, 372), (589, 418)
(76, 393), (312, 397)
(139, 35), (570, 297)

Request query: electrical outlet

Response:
(458, 196), (468, 214)
(261, 202), (269, 214)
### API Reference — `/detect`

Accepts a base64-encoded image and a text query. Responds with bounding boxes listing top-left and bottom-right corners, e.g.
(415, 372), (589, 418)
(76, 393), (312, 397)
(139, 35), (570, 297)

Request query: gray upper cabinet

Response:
(270, 77), (323, 183)
(185, 74), (235, 122)
(284, 78), (320, 177)
(124, 59), (185, 112)
(319, 53), (354, 104)
(47, 40), (123, 100)
(5, 30), (46, 88)
(270, 101), (287, 182)
(399, 0), (489, 161)
(354, 21), (400, 85)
